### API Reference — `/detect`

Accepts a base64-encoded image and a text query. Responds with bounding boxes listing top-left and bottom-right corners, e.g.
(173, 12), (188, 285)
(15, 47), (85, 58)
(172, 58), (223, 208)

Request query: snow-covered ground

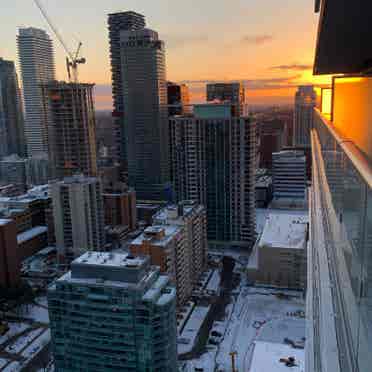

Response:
(17, 301), (50, 323)
(177, 301), (195, 334)
(0, 297), (51, 370)
(199, 269), (213, 289)
(178, 305), (211, 355)
(0, 322), (30, 345)
(2, 361), (20, 372)
(216, 287), (305, 371)
(21, 329), (51, 359)
(0, 358), (8, 369)
(5, 328), (44, 354)
(250, 341), (305, 372)
(205, 270), (221, 295)
(185, 285), (305, 371)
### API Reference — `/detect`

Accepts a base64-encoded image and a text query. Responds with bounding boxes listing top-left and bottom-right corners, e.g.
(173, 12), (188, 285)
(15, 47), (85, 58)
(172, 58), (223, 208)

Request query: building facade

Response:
(25, 153), (50, 186)
(247, 213), (307, 289)
(130, 225), (189, 305)
(17, 27), (55, 156)
(0, 154), (28, 194)
(169, 104), (256, 248)
(120, 27), (170, 200)
(0, 219), (20, 289)
(108, 11), (146, 166)
(293, 85), (316, 147)
(51, 176), (105, 261)
(206, 82), (245, 116)
(0, 153), (50, 189)
(103, 183), (137, 230)
(0, 207), (32, 234)
(0, 184), (55, 244)
(153, 201), (207, 286)
(0, 58), (25, 158)
(306, 2), (372, 369)
(41, 81), (98, 179)
(17, 225), (48, 261)
(272, 150), (307, 201)
(48, 252), (177, 371)
(167, 81), (190, 116)
(308, 85), (372, 372)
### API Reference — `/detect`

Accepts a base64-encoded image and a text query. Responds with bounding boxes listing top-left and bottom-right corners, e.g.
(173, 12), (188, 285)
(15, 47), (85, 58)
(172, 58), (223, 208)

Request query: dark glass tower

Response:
(120, 28), (170, 201)
(0, 58), (26, 158)
(108, 11), (146, 170)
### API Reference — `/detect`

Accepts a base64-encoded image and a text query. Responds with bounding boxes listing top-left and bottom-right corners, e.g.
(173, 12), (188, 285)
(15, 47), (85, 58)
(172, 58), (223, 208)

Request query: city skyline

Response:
(2, 0), (331, 109)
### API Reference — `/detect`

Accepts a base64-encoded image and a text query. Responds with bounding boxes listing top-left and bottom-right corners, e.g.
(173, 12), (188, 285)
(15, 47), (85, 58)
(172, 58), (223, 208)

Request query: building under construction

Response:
(41, 81), (98, 179)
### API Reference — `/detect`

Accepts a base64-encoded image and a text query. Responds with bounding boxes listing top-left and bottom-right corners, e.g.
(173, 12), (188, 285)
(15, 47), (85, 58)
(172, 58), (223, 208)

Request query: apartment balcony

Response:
(308, 76), (372, 372)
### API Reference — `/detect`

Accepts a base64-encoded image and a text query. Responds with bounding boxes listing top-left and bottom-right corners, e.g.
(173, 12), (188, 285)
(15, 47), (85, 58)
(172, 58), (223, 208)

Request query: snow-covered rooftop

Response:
(17, 226), (47, 244)
(249, 341), (305, 372)
(259, 213), (307, 249)
(130, 224), (181, 247)
(153, 203), (197, 224)
(0, 218), (12, 226)
(74, 251), (146, 268)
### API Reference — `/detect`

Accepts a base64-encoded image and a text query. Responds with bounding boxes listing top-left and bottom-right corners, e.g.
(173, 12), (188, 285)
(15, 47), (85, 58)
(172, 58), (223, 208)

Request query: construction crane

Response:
(33, 0), (86, 82)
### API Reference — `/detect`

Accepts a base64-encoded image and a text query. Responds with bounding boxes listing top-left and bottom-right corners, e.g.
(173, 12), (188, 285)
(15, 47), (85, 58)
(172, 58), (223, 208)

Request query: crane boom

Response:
(32, 0), (86, 82)
(33, 0), (74, 61)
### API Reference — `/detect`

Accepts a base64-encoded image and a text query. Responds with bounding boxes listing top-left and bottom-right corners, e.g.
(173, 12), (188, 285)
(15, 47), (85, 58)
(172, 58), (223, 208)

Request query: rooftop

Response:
(131, 224), (181, 247)
(153, 202), (201, 224)
(55, 174), (98, 185)
(0, 218), (12, 226)
(58, 251), (153, 286)
(249, 341), (305, 372)
(17, 226), (47, 244)
(259, 213), (308, 250)
(256, 175), (272, 188)
(273, 150), (306, 160)
(73, 251), (146, 269)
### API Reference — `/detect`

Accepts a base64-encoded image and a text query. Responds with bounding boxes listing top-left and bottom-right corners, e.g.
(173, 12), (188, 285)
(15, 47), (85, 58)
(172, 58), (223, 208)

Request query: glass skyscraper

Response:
(17, 27), (55, 156)
(120, 28), (170, 201)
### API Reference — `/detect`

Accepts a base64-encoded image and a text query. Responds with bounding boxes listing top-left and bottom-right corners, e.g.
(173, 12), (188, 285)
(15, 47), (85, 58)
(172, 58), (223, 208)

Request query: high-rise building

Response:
(103, 183), (137, 230)
(41, 81), (98, 179)
(153, 201), (208, 286)
(247, 212), (308, 289)
(272, 150), (307, 201)
(206, 82), (245, 116)
(0, 219), (21, 289)
(257, 119), (286, 169)
(0, 153), (50, 189)
(130, 225), (189, 305)
(108, 11), (146, 166)
(17, 27), (55, 156)
(120, 27), (170, 200)
(307, 2), (372, 371)
(0, 58), (26, 157)
(167, 81), (190, 116)
(48, 252), (177, 371)
(51, 175), (105, 261)
(169, 103), (256, 248)
(0, 154), (28, 194)
(25, 153), (50, 186)
(293, 85), (316, 147)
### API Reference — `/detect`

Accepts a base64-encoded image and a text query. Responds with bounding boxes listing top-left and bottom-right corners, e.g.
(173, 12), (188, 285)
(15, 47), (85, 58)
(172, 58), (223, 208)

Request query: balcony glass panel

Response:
(313, 109), (372, 371)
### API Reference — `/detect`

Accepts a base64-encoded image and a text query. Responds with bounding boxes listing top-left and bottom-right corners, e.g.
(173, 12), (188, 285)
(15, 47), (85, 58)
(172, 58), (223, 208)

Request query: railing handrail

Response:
(314, 108), (372, 189)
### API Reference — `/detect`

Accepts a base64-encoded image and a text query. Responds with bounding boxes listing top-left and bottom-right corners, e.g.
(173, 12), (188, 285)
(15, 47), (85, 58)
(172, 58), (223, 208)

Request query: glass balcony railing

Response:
(310, 108), (372, 372)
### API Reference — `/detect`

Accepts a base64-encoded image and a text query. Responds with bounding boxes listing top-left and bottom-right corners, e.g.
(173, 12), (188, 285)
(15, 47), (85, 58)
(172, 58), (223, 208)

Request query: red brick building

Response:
(0, 219), (21, 288)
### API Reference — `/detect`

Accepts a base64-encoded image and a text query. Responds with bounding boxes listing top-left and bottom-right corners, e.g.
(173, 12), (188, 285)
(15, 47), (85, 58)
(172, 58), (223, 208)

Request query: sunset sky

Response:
(1, 0), (331, 109)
